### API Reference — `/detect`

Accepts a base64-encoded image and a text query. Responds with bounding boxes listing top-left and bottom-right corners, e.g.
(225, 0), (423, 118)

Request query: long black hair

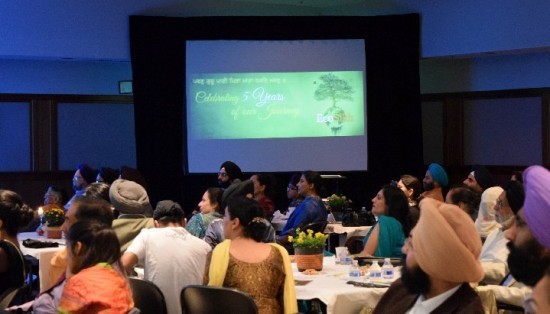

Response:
(66, 220), (121, 274)
(382, 185), (412, 236)
(226, 197), (268, 242)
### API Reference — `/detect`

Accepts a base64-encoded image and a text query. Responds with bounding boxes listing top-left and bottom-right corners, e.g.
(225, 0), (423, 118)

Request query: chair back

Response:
(118, 214), (147, 219)
(300, 221), (328, 234)
(0, 287), (21, 309)
(0, 240), (26, 293)
(181, 285), (258, 314)
(129, 277), (167, 314)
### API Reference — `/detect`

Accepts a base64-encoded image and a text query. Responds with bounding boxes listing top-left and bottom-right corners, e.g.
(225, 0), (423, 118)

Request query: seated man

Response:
(475, 180), (531, 307)
(480, 181), (523, 284)
(374, 198), (485, 313)
(122, 200), (212, 314)
(110, 179), (155, 251)
(420, 163), (448, 202)
(463, 164), (494, 194)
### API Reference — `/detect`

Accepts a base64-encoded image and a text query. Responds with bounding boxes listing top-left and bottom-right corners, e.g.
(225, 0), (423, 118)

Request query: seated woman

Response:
(278, 171), (327, 238)
(396, 174), (422, 228)
(361, 185), (410, 258)
(0, 190), (34, 297)
(272, 173), (304, 226)
(251, 173), (277, 220)
(58, 220), (133, 313)
(205, 197), (297, 314)
(186, 187), (223, 238)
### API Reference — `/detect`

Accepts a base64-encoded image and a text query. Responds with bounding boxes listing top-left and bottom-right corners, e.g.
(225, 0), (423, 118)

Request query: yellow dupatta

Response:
(208, 239), (298, 314)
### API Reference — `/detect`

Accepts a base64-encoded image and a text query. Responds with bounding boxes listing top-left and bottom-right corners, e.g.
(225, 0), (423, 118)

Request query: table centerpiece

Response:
(289, 228), (328, 271)
(41, 206), (65, 239)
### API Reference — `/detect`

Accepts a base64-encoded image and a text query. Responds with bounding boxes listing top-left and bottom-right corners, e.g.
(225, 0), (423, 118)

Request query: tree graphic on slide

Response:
(314, 73), (354, 135)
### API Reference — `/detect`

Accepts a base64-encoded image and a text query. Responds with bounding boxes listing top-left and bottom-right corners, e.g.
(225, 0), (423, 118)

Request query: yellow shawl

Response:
(208, 239), (298, 314)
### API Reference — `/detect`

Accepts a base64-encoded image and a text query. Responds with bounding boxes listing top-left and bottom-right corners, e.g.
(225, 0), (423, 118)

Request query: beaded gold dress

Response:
(223, 246), (286, 314)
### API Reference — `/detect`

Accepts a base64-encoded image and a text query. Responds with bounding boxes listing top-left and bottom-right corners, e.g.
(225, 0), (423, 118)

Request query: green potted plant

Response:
(326, 194), (352, 221)
(289, 228), (328, 271)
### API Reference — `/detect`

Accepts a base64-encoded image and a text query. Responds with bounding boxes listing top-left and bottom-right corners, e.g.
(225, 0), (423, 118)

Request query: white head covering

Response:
(474, 186), (503, 238)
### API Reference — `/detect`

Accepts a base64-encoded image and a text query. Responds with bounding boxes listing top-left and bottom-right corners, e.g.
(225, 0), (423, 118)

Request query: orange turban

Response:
(413, 198), (484, 283)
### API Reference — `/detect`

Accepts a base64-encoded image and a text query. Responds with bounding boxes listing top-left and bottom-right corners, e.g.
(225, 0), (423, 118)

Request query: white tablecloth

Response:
(18, 232), (65, 292)
(293, 256), (399, 314)
(18, 232), (65, 259)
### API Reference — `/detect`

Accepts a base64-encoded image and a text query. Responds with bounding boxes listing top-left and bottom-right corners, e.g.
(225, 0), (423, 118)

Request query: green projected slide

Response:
(188, 71), (365, 139)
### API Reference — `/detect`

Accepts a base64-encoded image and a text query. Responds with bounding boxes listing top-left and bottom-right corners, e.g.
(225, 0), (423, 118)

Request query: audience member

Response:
(85, 182), (112, 203)
(531, 266), (550, 313)
(43, 185), (67, 207)
(44, 196), (114, 307)
(122, 200), (211, 314)
(205, 197), (297, 314)
(251, 173), (277, 220)
(506, 165), (550, 287)
(360, 185), (410, 258)
(479, 182), (523, 284)
(0, 190), (33, 297)
(34, 185), (66, 234)
(510, 170), (523, 183)
(8, 196), (115, 312)
(278, 171), (327, 238)
(217, 160), (242, 189)
(96, 167), (120, 185)
(373, 198), (484, 313)
(204, 180), (275, 248)
(475, 180), (530, 308)
(396, 174), (422, 228)
(463, 165), (494, 193)
(445, 185), (480, 221)
(272, 173), (303, 225)
(474, 186), (503, 240)
(65, 163), (96, 210)
(58, 221), (133, 313)
(420, 163), (448, 202)
(110, 179), (154, 252)
(186, 187), (223, 238)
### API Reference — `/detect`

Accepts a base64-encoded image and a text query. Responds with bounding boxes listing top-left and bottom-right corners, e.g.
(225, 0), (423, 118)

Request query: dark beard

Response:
(400, 256), (431, 295)
(507, 238), (550, 286)
(218, 180), (230, 189)
(423, 181), (434, 192)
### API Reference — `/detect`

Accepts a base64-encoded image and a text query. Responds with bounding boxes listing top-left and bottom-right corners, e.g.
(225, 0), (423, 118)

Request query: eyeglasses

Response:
(73, 175), (83, 180)
(218, 172), (228, 177)
(495, 199), (507, 208)
(286, 186), (298, 191)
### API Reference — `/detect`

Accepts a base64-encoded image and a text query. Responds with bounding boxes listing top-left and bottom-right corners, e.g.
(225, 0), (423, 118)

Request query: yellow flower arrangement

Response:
(289, 228), (328, 249)
(42, 207), (65, 227)
(326, 194), (351, 212)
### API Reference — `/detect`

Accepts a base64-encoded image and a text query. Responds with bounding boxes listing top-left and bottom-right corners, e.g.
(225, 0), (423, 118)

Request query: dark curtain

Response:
(129, 15), (422, 209)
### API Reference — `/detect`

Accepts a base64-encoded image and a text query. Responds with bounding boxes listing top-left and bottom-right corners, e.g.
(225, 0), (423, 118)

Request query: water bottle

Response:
(369, 260), (382, 279)
(349, 260), (361, 278)
(382, 258), (394, 279)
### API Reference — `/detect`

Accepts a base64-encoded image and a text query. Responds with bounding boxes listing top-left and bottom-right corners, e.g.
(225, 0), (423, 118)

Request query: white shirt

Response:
(406, 285), (461, 314)
(480, 228), (510, 284)
(127, 227), (211, 314)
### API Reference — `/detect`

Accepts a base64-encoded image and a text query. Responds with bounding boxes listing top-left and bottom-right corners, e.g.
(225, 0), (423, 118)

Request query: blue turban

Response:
(428, 163), (448, 187)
